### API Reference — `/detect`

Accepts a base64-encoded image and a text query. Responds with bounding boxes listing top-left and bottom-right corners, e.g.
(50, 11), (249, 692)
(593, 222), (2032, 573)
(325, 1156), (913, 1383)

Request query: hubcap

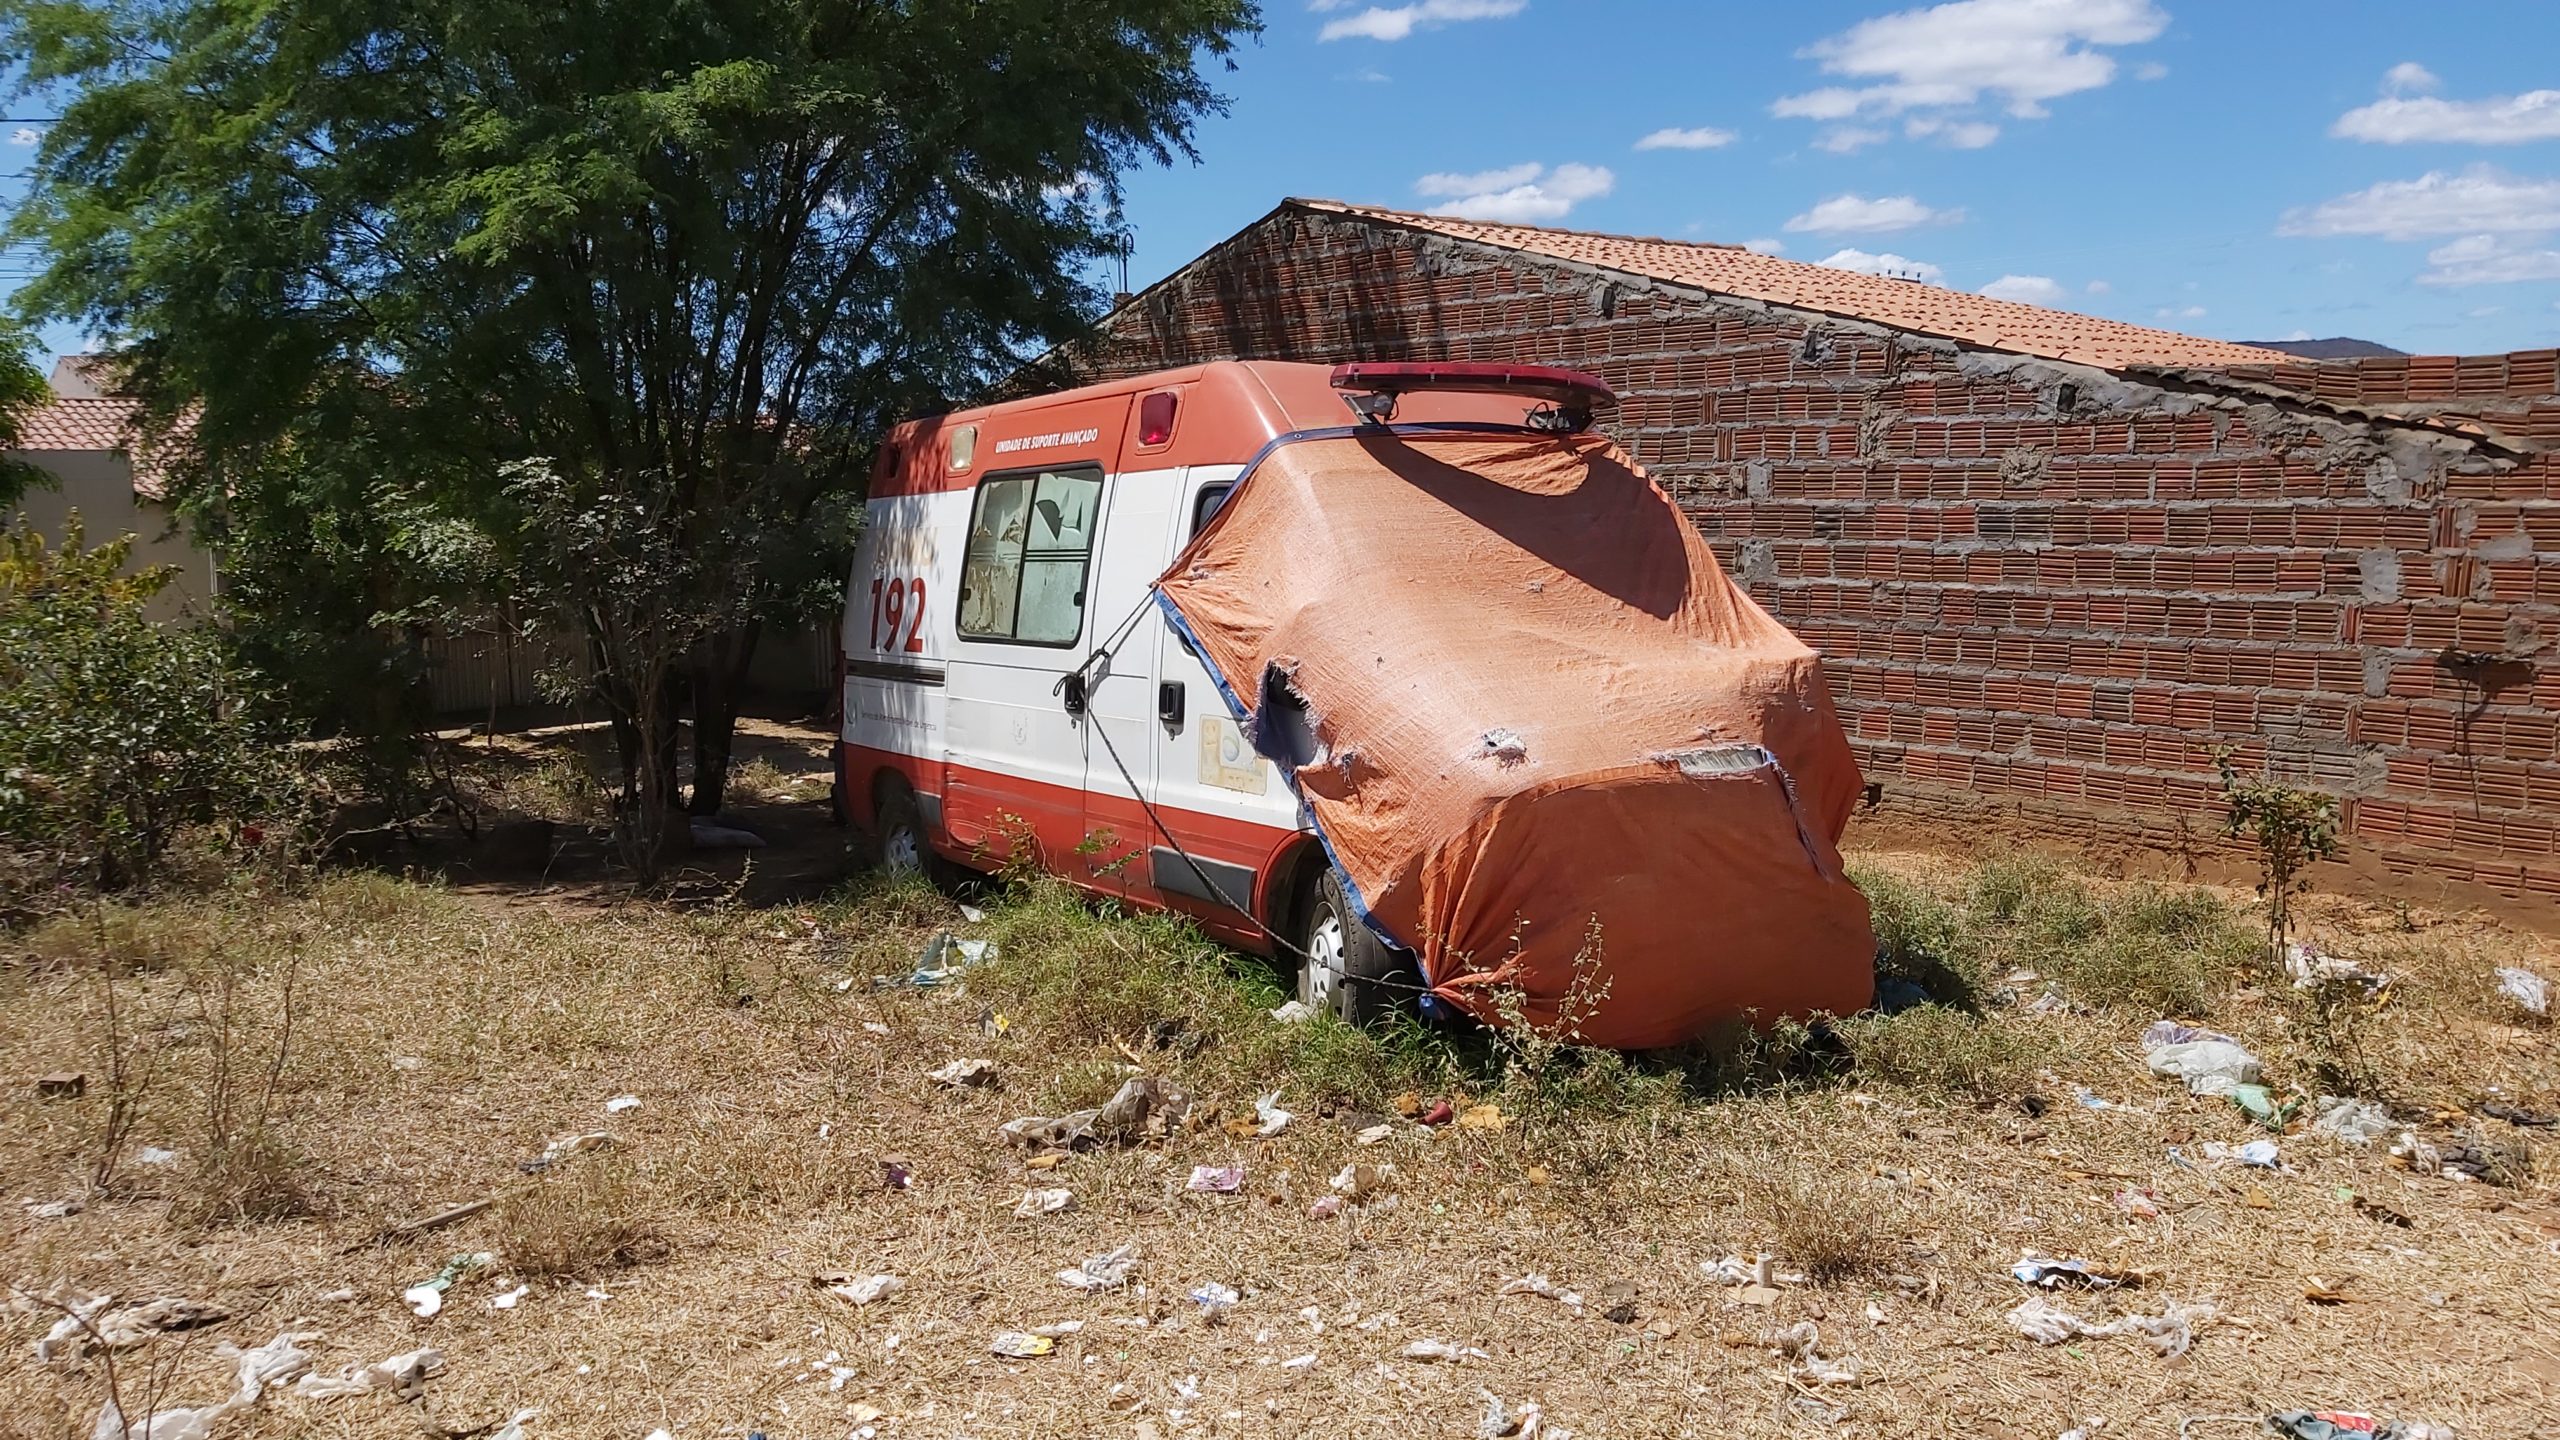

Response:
(881, 822), (923, 875)
(1301, 903), (1348, 1017)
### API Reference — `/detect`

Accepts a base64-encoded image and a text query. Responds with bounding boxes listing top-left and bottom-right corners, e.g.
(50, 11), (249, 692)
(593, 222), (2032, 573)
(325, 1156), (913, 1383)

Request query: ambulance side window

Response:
(1191, 482), (1234, 536)
(958, 464), (1103, 647)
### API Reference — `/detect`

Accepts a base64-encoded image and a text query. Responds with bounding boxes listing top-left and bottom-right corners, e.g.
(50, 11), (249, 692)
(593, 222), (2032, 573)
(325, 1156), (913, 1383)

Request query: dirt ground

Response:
(4, 720), (2557, 1439)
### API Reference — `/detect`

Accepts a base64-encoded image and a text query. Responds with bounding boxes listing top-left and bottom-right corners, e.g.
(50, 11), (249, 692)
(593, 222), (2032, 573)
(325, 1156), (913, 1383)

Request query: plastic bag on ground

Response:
(2005, 1296), (2214, 1356)
(2285, 943), (2389, 994)
(2497, 966), (2549, 1017)
(2144, 1039), (2263, 1096)
(1057, 1243), (1138, 1292)
(295, 1347), (446, 1402)
(2311, 1097), (2392, 1146)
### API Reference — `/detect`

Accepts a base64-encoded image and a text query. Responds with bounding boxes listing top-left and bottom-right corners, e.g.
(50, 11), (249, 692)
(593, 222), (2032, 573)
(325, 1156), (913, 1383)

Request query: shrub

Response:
(2043, 884), (2261, 1016)
(1849, 862), (1990, 1006)
(0, 517), (299, 910)
(1835, 1005), (2035, 1100)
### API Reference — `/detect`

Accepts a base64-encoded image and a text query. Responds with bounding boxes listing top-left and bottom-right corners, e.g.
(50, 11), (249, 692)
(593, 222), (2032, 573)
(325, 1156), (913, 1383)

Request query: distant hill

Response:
(2237, 337), (2408, 360)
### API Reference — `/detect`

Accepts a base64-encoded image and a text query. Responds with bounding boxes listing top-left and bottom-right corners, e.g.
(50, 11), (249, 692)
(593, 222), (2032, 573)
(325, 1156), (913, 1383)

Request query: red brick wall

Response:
(1081, 209), (2560, 907)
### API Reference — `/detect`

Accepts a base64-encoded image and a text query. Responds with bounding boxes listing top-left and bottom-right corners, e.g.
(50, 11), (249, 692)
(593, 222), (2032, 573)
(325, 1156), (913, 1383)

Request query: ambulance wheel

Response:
(1297, 868), (1419, 1027)
(871, 778), (952, 888)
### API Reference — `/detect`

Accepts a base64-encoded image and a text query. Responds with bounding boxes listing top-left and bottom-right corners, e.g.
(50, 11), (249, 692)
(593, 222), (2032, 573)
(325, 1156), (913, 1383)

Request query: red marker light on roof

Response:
(1138, 391), (1178, 446)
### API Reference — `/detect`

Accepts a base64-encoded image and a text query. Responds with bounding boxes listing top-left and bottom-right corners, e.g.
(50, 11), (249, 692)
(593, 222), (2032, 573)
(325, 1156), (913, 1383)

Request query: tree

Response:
(0, 319), (51, 508)
(3, 0), (1257, 871)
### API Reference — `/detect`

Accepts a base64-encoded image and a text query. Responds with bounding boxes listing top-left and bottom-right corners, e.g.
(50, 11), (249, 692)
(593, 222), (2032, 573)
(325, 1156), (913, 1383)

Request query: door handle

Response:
(1059, 671), (1087, 716)
(1158, 680), (1186, 729)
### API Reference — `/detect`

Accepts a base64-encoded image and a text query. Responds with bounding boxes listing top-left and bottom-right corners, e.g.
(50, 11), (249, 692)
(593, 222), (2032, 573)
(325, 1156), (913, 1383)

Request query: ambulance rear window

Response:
(958, 464), (1103, 647)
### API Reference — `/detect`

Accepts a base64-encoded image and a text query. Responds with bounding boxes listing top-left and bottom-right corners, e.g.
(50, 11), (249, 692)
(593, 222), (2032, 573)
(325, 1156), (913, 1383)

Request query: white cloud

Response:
(2280, 167), (2560, 239)
(2134, 61), (2169, 81)
(2154, 304), (2207, 320)
(1979, 273), (2065, 304)
(1783, 192), (1960, 233)
(2468, 305), (2505, 317)
(1317, 0), (1524, 42)
(2382, 62), (2440, 96)
(1816, 248), (1944, 283)
(1813, 127), (1890, 154)
(1634, 125), (1737, 151)
(1905, 116), (2000, 148)
(8, 127), (37, 147)
(1771, 0), (2166, 143)
(2417, 232), (2560, 285)
(2333, 88), (2560, 145)
(2084, 279), (2113, 294)
(2274, 329), (2313, 342)
(1742, 237), (1786, 255)
(1415, 162), (1544, 197)
(1417, 162), (1614, 223)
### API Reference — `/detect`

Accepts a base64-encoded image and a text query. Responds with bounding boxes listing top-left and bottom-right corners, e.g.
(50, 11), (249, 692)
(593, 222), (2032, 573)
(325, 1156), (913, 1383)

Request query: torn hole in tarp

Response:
(1253, 661), (1327, 770)
(1645, 743), (1778, 778)
(1477, 729), (1529, 767)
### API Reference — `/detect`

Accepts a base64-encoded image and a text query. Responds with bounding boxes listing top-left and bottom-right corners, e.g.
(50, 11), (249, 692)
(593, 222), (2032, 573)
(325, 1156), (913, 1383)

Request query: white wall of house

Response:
(9, 449), (217, 623)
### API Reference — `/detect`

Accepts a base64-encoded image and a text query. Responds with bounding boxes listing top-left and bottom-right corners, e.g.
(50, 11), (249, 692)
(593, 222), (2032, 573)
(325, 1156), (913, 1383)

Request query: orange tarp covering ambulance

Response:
(841, 360), (1873, 1048)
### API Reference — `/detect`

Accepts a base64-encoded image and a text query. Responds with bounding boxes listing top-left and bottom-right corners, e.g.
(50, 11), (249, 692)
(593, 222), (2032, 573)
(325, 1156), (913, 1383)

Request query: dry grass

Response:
(2, 806), (2557, 1437)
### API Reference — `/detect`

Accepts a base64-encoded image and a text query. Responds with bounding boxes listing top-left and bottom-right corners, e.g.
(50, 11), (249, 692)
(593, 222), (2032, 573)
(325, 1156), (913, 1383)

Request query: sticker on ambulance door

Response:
(1199, 716), (1269, 794)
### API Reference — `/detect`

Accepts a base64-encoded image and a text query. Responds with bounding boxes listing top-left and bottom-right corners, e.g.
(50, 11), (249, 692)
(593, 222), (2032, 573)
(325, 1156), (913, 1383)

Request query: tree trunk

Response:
(685, 618), (765, 815)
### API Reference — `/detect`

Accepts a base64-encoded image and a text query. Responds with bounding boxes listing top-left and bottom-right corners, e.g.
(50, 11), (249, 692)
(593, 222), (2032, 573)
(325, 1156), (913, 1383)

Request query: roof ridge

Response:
(1284, 197), (2279, 373)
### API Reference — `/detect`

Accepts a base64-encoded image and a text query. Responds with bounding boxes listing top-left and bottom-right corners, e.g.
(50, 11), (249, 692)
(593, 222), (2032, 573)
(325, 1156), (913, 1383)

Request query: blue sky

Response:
(6, 1), (2554, 361)
(1103, 0), (2560, 355)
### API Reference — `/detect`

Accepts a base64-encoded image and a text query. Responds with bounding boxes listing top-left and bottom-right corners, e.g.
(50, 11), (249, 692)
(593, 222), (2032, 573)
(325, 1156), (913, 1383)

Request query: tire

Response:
(871, 778), (949, 886)
(1296, 867), (1421, 1027)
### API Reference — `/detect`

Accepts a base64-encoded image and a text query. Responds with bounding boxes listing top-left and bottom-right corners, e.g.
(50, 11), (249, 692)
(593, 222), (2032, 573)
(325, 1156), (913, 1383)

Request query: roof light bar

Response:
(1329, 362), (1616, 432)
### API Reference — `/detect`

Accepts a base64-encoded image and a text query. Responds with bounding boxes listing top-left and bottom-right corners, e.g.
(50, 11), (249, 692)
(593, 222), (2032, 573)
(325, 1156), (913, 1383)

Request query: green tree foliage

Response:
(3, 0), (1257, 870)
(0, 319), (52, 507)
(0, 516), (296, 908)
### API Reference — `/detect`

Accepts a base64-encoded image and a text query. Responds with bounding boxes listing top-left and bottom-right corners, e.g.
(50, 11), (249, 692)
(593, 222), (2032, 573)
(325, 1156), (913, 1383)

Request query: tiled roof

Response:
(1293, 199), (2282, 374)
(10, 395), (171, 498)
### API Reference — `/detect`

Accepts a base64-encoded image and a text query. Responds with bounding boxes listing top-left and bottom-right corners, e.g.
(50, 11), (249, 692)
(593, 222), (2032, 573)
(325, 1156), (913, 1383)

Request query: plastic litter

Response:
(87, 1331), (314, 1439)
(2496, 965), (2549, 1017)
(2228, 1084), (2301, 1129)
(2012, 1256), (2137, 1290)
(928, 1057), (996, 1088)
(35, 1295), (228, 1363)
(1188, 1283), (1240, 1315)
(2238, 1139), (2282, 1169)
(881, 1157), (913, 1189)
(1419, 1101), (1455, 1127)
(604, 1094), (642, 1114)
(489, 1285), (530, 1310)
(959, 903), (988, 923)
(1186, 1164), (1245, 1194)
(2310, 1097), (2392, 1147)
(1252, 1093), (1293, 1138)
(1498, 1274), (1584, 1310)
(1353, 1123), (1396, 1146)
(490, 1409), (537, 1440)
(2004, 1295), (2215, 1356)
(24, 1198), (82, 1219)
(517, 1131), (613, 1175)
(1001, 1076), (1189, 1153)
(1306, 1196), (1344, 1220)
(402, 1252), (493, 1318)
(1269, 1000), (1316, 1023)
(2284, 942), (2390, 995)
(1402, 1339), (1489, 1363)
(989, 1331), (1053, 1358)
(2265, 1412), (2456, 1440)
(2111, 1188), (2161, 1219)
(2073, 1088), (2115, 1111)
(1057, 1243), (1139, 1292)
(294, 1347), (445, 1401)
(1478, 1390), (1546, 1438)
(2143, 1031), (2263, 1098)
(1014, 1187), (1074, 1217)
(818, 1273), (902, 1306)
(890, 933), (996, 989)
(1766, 1321), (1864, 1386)
(1330, 1162), (1397, 1201)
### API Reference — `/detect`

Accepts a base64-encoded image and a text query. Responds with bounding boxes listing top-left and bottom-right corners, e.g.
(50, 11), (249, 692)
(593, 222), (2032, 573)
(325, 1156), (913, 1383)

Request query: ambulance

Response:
(838, 359), (1876, 1048)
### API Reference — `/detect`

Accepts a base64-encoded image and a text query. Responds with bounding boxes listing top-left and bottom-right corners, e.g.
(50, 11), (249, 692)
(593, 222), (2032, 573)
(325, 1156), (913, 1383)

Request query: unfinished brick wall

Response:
(1082, 209), (2560, 907)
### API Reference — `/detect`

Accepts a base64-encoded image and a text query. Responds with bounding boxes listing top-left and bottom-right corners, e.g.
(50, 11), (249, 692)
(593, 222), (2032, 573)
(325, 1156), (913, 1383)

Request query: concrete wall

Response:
(9, 449), (218, 622)
(1076, 208), (2560, 908)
